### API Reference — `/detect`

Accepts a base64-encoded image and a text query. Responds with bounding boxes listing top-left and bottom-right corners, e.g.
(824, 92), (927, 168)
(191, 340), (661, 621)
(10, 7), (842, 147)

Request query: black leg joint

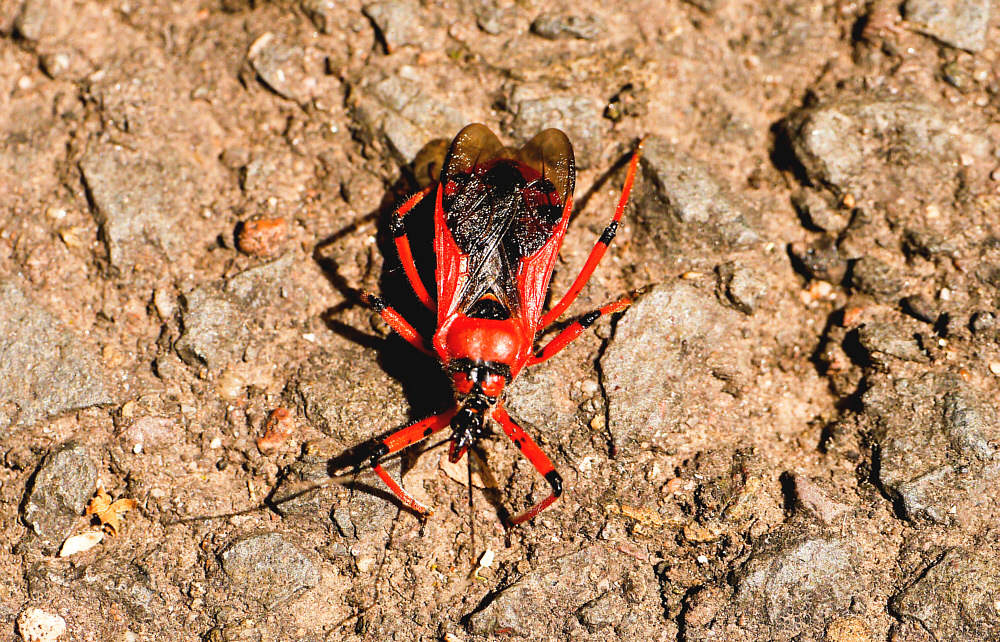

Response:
(598, 220), (619, 246)
(579, 310), (601, 328)
(390, 215), (406, 237)
(363, 293), (386, 313)
(361, 441), (389, 469)
(545, 470), (563, 497)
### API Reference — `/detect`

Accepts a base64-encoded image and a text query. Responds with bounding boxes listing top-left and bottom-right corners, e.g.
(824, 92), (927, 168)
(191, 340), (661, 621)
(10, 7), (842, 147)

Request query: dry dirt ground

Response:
(2, 0), (1000, 640)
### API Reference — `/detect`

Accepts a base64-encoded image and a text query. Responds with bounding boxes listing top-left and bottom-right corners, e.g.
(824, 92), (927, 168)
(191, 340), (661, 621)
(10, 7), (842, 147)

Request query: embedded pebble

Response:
(904, 0), (992, 52)
(17, 607), (67, 642)
(221, 533), (320, 605)
(23, 442), (98, 548)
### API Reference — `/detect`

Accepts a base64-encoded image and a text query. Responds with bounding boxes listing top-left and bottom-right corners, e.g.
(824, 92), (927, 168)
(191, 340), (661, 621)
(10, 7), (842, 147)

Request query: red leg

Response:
(361, 292), (435, 357)
(540, 141), (642, 329)
(366, 408), (457, 516)
(528, 295), (632, 366)
(492, 403), (562, 525)
(391, 186), (436, 311)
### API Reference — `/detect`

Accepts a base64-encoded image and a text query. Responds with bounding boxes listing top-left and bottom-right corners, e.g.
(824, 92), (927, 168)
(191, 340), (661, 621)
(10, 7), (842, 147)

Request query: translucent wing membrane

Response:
(439, 124), (577, 318)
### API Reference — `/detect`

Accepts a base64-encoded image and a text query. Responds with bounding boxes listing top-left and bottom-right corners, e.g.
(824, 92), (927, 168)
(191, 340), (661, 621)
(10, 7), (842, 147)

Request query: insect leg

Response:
(364, 408), (457, 516)
(528, 295), (631, 366)
(492, 403), (562, 526)
(540, 142), (642, 329)
(360, 292), (435, 357)
(391, 186), (436, 311)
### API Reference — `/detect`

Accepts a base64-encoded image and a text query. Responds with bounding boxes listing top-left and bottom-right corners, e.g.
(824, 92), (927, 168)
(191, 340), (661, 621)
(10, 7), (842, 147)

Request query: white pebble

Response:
(59, 531), (104, 557)
(17, 607), (67, 642)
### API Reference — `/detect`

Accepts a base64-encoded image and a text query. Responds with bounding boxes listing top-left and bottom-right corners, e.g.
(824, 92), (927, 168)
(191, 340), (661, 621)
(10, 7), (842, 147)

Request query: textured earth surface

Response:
(2, 1), (1000, 640)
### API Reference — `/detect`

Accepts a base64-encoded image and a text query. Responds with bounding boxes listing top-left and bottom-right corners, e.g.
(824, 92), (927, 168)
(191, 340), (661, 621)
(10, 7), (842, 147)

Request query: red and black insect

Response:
(359, 124), (640, 526)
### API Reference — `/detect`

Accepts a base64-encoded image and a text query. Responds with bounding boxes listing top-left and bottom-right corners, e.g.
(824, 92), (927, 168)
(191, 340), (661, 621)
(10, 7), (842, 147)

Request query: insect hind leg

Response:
(540, 141), (642, 329)
(390, 186), (436, 311)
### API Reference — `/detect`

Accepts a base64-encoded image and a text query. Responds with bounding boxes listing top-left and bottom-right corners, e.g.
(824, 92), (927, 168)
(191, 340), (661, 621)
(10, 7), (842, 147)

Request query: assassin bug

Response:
(359, 124), (641, 525)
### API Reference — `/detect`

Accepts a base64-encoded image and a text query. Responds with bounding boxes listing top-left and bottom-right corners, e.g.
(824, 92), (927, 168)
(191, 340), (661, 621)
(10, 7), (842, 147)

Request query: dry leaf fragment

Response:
(86, 488), (137, 536)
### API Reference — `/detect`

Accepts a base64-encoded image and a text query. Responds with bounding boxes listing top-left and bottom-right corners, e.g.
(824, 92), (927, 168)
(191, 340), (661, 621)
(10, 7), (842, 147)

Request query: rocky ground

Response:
(1, 0), (999, 640)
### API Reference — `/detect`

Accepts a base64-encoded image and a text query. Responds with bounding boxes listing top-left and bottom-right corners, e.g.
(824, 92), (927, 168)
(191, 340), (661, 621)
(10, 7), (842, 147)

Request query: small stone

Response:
(117, 416), (178, 450)
(850, 256), (905, 302)
(716, 261), (768, 315)
(301, 0), (338, 33)
(970, 311), (997, 335)
(634, 137), (759, 252)
(58, 530), (104, 557)
(0, 279), (110, 430)
(791, 191), (849, 232)
(363, 0), (422, 52)
(256, 407), (296, 452)
(857, 323), (929, 363)
(530, 12), (603, 40)
(791, 475), (853, 525)
(248, 33), (320, 104)
(237, 218), (288, 257)
(17, 607), (67, 642)
(790, 236), (847, 283)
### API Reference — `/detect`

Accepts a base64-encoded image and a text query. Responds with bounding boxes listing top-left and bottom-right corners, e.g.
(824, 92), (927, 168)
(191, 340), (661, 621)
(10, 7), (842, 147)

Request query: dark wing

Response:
(435, 125), (575, 324)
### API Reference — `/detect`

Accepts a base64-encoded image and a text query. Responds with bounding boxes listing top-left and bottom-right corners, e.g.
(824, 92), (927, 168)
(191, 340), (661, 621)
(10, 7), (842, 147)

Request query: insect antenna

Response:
(467, 446), (476, 567)
(163, 438), (453, 525)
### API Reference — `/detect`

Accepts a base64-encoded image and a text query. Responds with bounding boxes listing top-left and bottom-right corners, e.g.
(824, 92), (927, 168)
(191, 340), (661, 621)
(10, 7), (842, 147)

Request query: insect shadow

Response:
(311, 139), (500, 519)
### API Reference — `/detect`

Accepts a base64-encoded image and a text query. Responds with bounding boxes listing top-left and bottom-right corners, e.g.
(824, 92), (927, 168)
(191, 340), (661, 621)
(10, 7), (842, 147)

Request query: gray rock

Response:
(80, 145), (204, 271)
(220, 533), (320, 606)
(850, 256), (906, 302)
(175, 253), (296, 370)
(507, 88), (608, 169)
(0, 279), (110, 430)
(791, 190), (849, 232)
(475, 4), (515, 35)
(14, 0), (59, 41)
(686, 521), (888, 641)
(349, 71), (466, 163)
(789, 236), (847, 283)
(790, 475), (853, 525)
(23, 442), (98, 548)
(301, 0), (338, 34)
(363, 0), (422, 52)
(716, 261), (768, 315)
(634, 136), (759, 254)
(727, 529), (875, 640)
(892, 543), (1000, 639)
(530, 12), (603, 40)
(602, 282), (751, 458)
(466, 545), (662, 638)
(248, 33), (314, 104)
(856, 322), (929, 364)
(904, 0), (991, 52)
(864, 372), (1000, 524)
(785, 99), (990, 193)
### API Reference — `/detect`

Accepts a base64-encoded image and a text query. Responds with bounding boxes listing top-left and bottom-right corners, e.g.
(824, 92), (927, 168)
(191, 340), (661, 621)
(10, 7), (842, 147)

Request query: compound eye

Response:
(452, 371), (474, 395)
(481, 373), (505, 397)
